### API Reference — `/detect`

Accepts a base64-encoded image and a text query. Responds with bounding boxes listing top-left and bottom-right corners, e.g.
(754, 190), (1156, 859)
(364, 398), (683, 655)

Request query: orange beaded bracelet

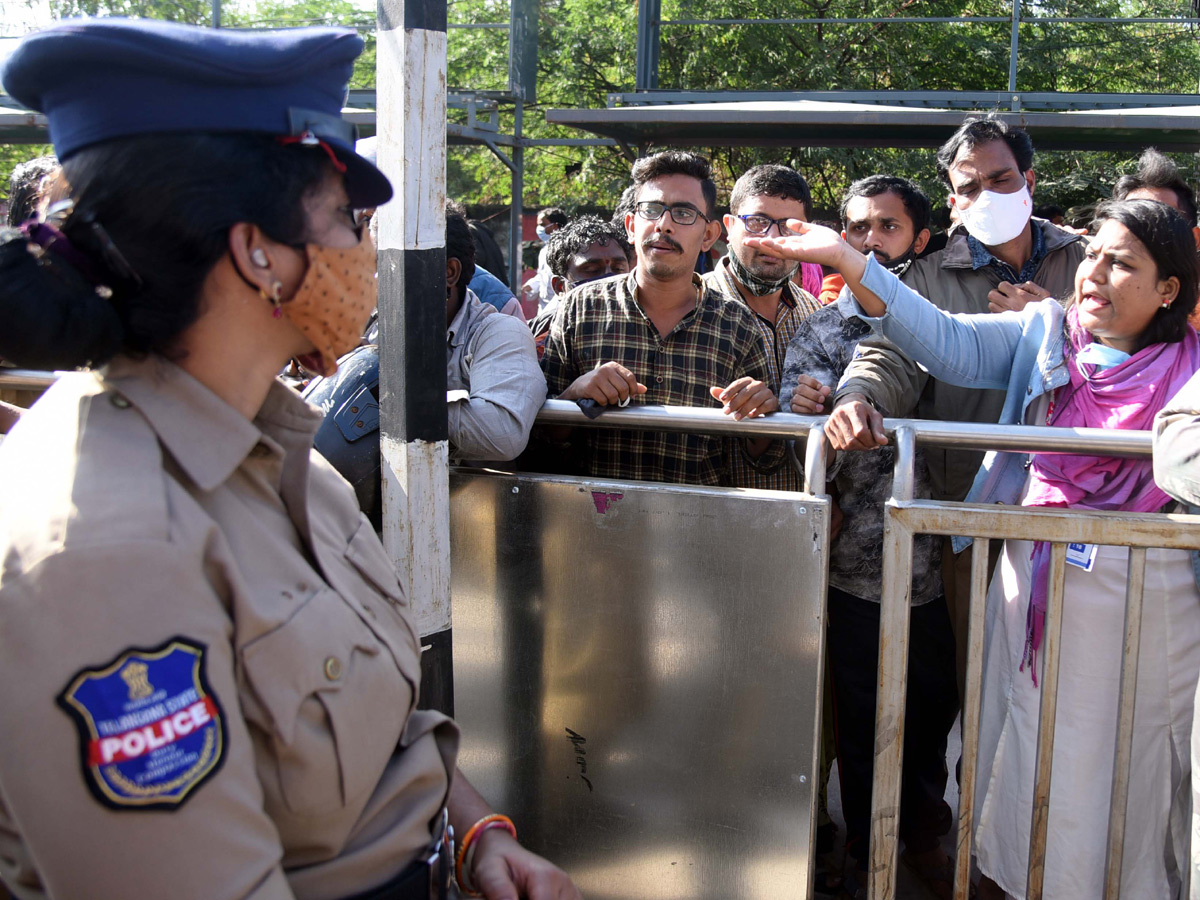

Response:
(455, 813), (518, 897)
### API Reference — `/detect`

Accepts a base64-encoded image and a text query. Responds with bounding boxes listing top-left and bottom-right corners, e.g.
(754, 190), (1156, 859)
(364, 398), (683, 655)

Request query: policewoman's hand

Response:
(470, 828), (583, 900)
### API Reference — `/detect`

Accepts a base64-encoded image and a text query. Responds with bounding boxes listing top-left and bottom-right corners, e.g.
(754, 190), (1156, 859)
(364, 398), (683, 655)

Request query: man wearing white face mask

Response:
(829, 116), (1086, 739)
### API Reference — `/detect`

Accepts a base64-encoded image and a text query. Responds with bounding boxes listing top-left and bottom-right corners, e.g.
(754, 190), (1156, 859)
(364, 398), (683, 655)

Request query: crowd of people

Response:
(2, 15), (1200, 900)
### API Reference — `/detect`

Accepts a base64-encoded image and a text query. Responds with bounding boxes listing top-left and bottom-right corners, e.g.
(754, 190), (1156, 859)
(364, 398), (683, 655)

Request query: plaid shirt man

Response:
(703, 255), (822, 490)
(542, 271), (780, 486)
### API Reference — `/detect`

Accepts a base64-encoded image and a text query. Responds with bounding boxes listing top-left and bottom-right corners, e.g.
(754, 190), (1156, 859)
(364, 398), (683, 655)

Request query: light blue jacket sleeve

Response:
(841, 254), (1031, 392)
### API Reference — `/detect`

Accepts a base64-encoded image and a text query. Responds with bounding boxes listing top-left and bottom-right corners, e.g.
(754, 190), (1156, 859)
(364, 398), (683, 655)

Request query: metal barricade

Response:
(870, 422), (1200, 900)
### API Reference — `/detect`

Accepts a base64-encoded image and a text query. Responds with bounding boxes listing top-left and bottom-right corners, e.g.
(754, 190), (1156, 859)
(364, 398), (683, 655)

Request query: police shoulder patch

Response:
(57, 637), (226, 811)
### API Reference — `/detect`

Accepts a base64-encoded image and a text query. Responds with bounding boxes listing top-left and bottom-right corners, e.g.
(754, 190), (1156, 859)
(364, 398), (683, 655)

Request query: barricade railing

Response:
(8, 375), (1196, 900)
(874, 424), (1200, 900)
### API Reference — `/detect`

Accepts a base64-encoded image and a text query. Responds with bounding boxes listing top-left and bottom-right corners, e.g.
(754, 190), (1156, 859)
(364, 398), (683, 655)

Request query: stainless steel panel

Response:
(450, 471), (829, 900)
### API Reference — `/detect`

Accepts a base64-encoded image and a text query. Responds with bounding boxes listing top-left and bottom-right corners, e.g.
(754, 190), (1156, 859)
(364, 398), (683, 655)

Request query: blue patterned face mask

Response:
(1076, 340), (1131, 372)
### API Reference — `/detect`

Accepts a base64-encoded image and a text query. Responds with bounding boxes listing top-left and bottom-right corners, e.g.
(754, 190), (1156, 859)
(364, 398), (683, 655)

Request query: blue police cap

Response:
(1, 17), (391, 208)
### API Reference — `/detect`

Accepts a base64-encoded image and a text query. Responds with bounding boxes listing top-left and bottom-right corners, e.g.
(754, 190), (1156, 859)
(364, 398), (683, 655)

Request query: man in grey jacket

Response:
(828, 116), (1086, 707)
(445, 206), (546, 462)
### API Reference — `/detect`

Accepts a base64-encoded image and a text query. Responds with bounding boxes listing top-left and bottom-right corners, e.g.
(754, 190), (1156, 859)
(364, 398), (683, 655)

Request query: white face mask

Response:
(957, 183), (1032, 246)
(536, 226), (551, 243)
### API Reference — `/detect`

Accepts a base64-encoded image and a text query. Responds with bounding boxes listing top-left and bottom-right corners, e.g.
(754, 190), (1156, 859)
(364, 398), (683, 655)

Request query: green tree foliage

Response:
(446, 0), (1200, 219)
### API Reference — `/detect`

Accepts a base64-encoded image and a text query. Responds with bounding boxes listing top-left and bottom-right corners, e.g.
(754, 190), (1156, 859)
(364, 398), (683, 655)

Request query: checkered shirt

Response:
(541, 271), (777, 486)
(703, 256), (823, 491)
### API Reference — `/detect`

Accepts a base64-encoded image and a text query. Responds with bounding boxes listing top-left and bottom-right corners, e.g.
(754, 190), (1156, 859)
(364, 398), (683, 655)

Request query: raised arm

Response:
(746, 221), (1028, 391)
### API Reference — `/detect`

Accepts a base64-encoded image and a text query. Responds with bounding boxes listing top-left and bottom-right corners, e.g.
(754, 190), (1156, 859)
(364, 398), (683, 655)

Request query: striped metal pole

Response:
(375, 0), (454, 714)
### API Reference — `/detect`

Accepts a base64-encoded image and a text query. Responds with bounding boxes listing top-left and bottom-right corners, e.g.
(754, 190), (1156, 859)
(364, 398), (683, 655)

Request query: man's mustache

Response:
(642, 235), (683, 254)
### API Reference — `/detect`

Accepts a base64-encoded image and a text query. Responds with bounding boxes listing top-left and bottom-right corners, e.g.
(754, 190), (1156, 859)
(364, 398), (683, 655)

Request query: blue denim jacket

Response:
(840, 256), (1198, 570)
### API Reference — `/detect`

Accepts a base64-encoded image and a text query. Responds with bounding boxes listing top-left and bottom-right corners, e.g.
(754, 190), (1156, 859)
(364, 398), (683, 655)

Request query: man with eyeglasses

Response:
(703, 164), (828, 490)
(540, 150), (782, 486)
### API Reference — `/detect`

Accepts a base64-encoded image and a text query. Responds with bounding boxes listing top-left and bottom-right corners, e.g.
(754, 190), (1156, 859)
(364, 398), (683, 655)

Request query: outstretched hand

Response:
(742, 220), (854, 270)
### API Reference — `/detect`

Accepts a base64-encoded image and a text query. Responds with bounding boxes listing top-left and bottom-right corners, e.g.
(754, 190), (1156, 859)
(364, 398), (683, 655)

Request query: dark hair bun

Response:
(0, 227), (124, 369)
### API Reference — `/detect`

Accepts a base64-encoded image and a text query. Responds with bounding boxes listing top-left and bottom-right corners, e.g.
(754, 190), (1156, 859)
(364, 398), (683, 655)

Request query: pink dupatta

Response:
(1020, 311), (1200, 683)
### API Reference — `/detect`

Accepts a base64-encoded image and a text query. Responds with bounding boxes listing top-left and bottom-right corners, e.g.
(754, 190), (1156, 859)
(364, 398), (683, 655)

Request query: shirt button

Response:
(656, 375), (664, 384)
(324, 656), (342, 681)
(109, 393), (131, 409)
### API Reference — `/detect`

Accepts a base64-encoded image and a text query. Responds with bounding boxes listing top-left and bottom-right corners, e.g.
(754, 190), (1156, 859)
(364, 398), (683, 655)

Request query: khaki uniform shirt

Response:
(0, 355), (457, 900)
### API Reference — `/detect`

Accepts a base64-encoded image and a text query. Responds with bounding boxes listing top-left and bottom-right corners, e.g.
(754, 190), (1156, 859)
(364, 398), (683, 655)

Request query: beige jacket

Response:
(0, 356), (456, 900)
(838, 219), (1086, 502)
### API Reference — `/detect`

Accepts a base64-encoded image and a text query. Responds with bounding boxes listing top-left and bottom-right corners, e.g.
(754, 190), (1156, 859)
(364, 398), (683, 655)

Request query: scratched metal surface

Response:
(450, 470), (829, 900)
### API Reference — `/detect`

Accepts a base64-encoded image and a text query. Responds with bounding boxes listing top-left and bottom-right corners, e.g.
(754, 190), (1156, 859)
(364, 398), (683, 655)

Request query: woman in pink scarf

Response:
(748, 199), (1200, 900)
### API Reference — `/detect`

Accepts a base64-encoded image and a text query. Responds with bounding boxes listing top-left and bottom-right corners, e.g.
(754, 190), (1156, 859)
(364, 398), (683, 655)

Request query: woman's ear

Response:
(1158, 274), (1181, 309)
(228, 223), (279, 295)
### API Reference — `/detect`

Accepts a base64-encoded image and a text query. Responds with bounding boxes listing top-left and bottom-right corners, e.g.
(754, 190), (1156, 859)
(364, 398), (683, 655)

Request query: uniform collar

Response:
(101, 354), (322, 492)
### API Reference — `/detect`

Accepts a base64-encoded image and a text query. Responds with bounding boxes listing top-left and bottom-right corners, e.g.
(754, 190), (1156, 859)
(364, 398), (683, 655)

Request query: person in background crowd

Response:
(6, 155), (59, 227)
(0, 18), (579, 900)
(751, 196), (1200, 900)
(1113, 147), (1198, 231)
(443, 204), (546, 462)
(1033, 203), (1065, 226)
(779, 174), (956, 899)
(819, 175), (932, 307)
(521, 207), (569, 315)
(541, 150), (781, 485)
(1113, 147), (1200, 328)
(830, 116), (1086, 714)
(703, 163), (825, 491)
(528, 214), (632, 356)
(441, 201), (526, 321)
(468, 215), (509, 286)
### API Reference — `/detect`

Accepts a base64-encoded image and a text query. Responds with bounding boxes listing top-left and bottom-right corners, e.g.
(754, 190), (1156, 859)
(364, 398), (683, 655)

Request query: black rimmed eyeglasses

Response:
(634, 201), (709, 226)
(735, 214), (798, 236)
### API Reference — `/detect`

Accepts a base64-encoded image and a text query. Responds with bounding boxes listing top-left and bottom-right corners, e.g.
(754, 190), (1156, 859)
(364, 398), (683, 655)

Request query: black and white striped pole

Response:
(375, 0), (454, 714)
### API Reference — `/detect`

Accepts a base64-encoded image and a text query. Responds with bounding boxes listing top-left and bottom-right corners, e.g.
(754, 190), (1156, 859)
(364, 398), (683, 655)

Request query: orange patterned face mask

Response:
(283, 232), (377, 377)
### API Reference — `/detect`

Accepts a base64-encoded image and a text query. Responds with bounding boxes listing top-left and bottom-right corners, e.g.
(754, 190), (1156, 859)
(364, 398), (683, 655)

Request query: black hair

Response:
(1034, 204), (1065, 221)
(1113, 148), (1198, 226)
(630, 150), (717, 219)
(0, 134), (333, 370)
(539, 207), (568, 228)
(545, 215), (633, 278)
(1086, 199), (1198, 350)
(838, 174), (932, 236)
(612, 184), (637, 227)
(936, 116), (1034, 188)
(728, 164), (812, 218)
(7, 155), (59, 227)
(445, 201), (477, 298)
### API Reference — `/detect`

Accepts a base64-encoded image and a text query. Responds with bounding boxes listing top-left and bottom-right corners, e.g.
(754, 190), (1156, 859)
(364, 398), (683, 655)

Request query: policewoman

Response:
(0, 19), (580, 900)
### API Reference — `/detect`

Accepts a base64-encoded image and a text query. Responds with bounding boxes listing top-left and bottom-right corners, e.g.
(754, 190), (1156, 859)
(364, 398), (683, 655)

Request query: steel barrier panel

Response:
(450, 470), (830, 900)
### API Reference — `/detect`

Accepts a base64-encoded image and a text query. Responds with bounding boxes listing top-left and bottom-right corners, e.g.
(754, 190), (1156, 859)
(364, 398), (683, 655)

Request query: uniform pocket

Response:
(241, 589), (411, 816)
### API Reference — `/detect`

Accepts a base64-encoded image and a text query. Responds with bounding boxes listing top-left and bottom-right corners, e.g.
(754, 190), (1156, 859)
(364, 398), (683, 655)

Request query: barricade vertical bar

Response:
(954, 538), (991, 900)
(870, 425), (918, 900)
(1102, 546), (1147, 900)
(1026, 541), (1068, 899)
(803, 422), (827, 496)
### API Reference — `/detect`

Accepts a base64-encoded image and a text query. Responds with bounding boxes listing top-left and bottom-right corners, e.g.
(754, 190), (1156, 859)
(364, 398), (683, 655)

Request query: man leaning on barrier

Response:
(830, 116), (1087, 706)
(539, 151), (782, 486)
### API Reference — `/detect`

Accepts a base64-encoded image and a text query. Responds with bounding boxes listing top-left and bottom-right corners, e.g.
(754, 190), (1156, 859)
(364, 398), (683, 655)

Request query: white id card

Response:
(1065, 542), (1098, 572)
